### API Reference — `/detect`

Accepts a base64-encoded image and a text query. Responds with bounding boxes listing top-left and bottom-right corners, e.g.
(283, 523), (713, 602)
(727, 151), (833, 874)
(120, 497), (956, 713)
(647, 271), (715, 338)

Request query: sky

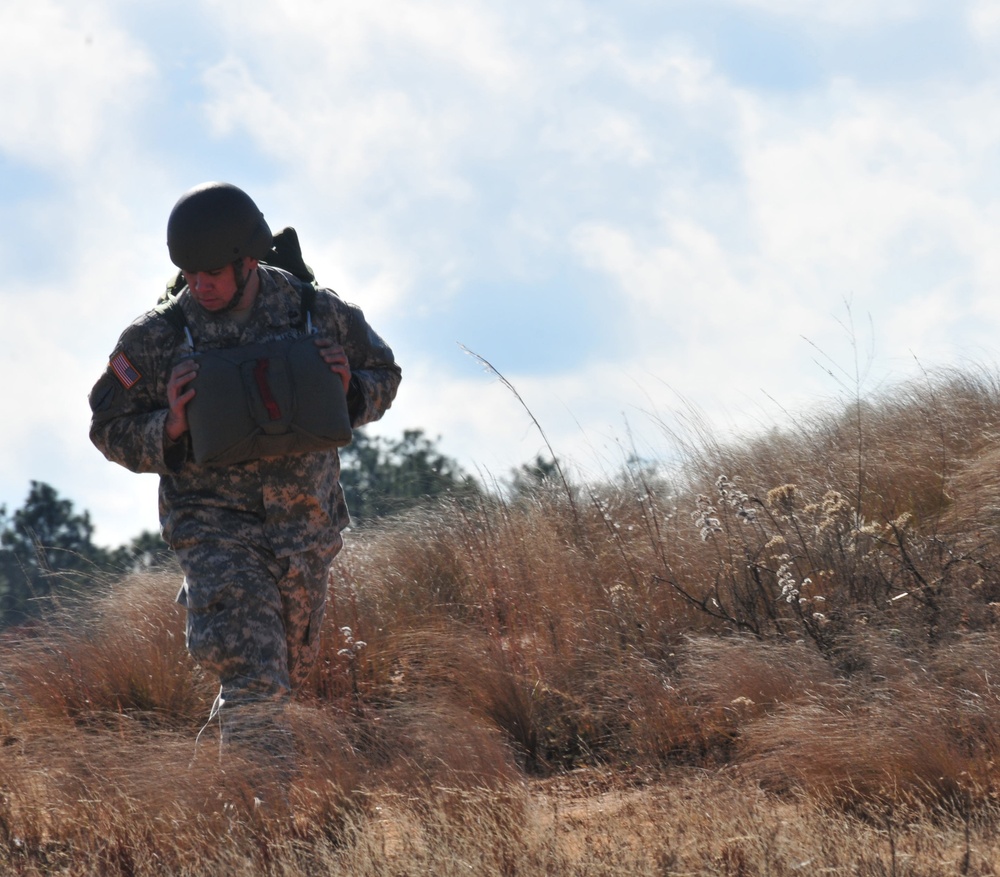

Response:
(4, 0), (1000, 547)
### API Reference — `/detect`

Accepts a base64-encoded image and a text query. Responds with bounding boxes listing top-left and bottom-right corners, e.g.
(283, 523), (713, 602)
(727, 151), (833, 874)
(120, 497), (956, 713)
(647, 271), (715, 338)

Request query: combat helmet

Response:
(166, 182), (273, 272)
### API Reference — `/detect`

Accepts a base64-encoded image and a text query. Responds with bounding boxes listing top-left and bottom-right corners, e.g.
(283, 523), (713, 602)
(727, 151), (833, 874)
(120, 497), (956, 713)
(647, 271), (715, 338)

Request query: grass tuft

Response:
(6, 366), (1000, 871)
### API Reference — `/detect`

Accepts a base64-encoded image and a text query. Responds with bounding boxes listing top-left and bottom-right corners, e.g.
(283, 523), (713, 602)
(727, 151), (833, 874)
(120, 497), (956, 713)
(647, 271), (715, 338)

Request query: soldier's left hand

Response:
(315, 338), (352, 395)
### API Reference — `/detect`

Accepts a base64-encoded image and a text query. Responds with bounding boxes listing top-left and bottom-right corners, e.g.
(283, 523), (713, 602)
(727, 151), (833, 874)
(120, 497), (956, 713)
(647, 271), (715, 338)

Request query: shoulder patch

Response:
(89, 375), (119, 413)
(110, 351), (142, 389)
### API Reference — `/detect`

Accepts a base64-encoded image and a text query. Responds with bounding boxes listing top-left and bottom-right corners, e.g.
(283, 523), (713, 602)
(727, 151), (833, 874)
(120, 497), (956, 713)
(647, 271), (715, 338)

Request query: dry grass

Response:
(7, 366), (1000, 873)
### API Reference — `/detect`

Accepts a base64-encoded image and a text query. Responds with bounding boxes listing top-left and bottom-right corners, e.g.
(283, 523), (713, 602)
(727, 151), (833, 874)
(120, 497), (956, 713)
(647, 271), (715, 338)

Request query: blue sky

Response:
(4, 0), (1000, 546)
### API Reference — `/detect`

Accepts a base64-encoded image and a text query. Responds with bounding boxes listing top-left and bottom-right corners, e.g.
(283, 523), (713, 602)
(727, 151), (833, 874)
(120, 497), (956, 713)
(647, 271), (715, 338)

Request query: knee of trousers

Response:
(186, 593), (292, 697)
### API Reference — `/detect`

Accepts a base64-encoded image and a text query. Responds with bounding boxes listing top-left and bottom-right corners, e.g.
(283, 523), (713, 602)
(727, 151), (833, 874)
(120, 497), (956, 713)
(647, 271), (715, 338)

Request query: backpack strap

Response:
(154, 291), (188, 335)
(154, 274), (318, 342)
(155, 225), (319, 342)
(299, 282), (317, 330)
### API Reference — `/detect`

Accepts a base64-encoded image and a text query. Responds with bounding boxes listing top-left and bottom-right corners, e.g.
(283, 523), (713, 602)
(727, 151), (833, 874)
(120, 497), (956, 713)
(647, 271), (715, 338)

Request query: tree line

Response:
(0, 429), (530, 629)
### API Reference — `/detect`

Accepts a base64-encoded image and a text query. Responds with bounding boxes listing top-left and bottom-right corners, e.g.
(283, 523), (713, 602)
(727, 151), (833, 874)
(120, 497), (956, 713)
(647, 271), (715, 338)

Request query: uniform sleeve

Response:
(319, 290), (401, 429)
(88, 318), (186, 475)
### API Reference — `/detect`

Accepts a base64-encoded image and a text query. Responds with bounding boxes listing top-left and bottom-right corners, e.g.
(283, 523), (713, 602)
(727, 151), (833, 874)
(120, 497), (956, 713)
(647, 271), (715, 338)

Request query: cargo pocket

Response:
(185, 599), (230, 675)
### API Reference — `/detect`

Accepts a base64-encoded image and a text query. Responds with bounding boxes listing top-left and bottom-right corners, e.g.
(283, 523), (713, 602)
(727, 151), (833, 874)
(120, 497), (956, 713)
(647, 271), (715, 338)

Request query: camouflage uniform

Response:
(89, 266), (400, 761)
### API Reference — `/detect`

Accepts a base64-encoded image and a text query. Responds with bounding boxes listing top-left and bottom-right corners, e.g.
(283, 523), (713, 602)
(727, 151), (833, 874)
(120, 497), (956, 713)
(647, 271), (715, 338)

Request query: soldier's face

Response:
(182, 264), (240, 312)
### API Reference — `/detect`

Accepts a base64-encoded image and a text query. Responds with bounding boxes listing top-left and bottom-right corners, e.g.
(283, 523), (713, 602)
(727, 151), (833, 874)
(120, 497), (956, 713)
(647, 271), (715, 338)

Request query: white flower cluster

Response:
(775, 557), (825, 618)
(692, 476), (760, 540)
(777, 562), (796, 602)
(692, 494), (722, 541)
(715, 475), (757, 523)
(337, 625), (367, 660)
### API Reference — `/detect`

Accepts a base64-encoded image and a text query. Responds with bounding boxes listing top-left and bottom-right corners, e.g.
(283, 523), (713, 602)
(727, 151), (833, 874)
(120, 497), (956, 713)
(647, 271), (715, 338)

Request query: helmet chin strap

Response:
(214, 259), (252, 316)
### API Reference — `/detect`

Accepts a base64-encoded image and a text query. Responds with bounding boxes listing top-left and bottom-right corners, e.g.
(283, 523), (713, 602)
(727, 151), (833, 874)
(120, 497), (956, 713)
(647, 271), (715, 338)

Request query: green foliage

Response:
(339, 428), (481, 523)
(116, 529), (175, 573)
(0, 481), (113, 626)
(506, 454), (561, 502)
(0, 482), (172, 628)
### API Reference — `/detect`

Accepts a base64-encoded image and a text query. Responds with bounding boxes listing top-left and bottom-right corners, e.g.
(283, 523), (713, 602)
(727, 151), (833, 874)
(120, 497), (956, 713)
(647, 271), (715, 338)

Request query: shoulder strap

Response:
(154, 226), (317, 339)
(299, 282), (317, 325)
(154, 274), (318, 339)
(154, 292), (188, 335)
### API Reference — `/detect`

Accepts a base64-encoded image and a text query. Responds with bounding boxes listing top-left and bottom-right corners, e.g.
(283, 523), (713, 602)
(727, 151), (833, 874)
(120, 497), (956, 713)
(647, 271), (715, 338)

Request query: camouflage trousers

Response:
(174, 534), (337, 775)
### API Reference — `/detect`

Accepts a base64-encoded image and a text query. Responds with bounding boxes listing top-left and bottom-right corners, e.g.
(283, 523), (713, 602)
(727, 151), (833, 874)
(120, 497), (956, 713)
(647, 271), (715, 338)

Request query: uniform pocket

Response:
(185, 599), (230, 672)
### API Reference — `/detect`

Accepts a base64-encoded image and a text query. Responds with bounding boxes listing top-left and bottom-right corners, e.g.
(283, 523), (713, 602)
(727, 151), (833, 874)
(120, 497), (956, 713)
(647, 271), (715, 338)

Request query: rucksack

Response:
(156, 226), (318, 338)
(185, 333), (353, 465)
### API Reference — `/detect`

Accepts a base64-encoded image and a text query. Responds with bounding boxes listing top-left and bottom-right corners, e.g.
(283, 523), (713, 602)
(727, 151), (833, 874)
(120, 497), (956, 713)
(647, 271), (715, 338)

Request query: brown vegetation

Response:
(5, 367), (1000, 873)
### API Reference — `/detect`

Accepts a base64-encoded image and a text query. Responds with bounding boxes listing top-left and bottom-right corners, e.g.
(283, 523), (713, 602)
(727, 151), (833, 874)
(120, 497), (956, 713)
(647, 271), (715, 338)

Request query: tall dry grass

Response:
(5, 366), (1000, 873)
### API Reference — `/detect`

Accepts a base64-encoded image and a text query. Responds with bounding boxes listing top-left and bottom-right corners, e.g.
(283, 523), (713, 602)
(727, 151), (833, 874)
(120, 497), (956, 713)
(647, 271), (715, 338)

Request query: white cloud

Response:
(967, 0), (1000, 39)
(610, 43), (720, 105)
(560, 65), (1000, 447)
(256, 0), (520, 85)
(0, 0), (153, 169)
(737, 80), (1000, 360)
(199, 0), (520, 190)
(723, 0), (929, 27)
(540, 104), (654, 167)
(742, 87), (959, 275)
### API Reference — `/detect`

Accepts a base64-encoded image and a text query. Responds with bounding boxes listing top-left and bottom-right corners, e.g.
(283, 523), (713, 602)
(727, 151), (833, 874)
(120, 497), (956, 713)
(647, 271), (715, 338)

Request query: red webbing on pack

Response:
(253, 358), (282, 421)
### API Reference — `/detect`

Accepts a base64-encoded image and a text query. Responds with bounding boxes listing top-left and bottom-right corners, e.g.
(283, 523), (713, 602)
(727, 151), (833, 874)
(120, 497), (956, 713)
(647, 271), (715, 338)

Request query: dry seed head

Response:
(821, 491), (849, 514)
(766, 484), (798, 515)
(891, 512), (914, 530)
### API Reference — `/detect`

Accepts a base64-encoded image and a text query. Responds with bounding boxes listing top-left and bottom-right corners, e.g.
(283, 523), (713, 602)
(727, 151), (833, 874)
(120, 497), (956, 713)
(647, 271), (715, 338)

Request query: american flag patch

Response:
(110, 351), (141, 389)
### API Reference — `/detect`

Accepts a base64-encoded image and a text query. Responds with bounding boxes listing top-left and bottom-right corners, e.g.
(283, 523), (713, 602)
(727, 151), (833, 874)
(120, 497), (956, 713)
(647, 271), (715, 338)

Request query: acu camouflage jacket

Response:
(89, 266), (401, 558)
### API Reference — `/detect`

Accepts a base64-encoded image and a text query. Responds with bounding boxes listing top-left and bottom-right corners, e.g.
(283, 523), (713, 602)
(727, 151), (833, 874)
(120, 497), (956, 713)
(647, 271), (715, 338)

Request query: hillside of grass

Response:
(4, 367), (1000, 874)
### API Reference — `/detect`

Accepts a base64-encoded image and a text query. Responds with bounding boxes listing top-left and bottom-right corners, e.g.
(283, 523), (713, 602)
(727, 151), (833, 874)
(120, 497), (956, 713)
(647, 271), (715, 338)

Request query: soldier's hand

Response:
(315, 338), (352, 395)
(166, 359), (199, 441)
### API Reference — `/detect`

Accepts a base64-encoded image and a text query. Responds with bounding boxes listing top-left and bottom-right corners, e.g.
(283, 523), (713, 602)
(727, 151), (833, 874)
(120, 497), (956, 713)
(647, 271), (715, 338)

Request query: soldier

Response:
(89, 182), (401, 787)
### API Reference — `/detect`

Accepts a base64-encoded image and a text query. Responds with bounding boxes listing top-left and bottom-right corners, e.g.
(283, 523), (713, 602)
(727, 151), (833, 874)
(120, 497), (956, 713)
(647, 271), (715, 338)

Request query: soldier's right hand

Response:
(165, 359), (199, 441)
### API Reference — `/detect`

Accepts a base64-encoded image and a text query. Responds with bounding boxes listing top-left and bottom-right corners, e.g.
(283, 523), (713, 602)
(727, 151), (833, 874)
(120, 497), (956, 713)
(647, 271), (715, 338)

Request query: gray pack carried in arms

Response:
(158, 227), (353, 467)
